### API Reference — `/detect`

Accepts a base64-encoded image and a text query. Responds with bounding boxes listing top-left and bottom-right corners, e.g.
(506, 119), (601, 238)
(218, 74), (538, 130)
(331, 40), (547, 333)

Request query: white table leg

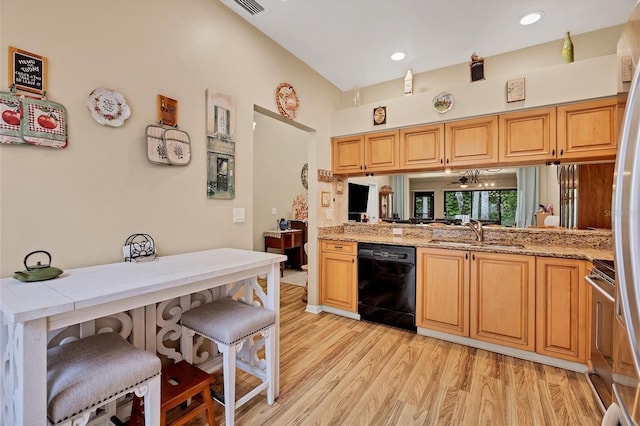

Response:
(266, 263), (280, 398)
(1, 317), (48, 426)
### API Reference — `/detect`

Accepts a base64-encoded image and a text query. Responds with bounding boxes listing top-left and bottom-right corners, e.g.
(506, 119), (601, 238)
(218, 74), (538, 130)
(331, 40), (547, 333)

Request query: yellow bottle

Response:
(562, 32), (574, 63)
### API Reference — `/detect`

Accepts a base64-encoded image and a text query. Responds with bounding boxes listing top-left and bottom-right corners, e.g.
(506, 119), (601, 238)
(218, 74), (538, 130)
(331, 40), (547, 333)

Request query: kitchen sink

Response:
(429, 240), (525, 250)
(429, 240), (475, 247)
(479, 242), (526, 249)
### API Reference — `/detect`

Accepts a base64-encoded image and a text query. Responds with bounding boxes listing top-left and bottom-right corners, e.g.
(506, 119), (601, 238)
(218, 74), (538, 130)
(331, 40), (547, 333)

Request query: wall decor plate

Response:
(275, 82), (299, 119)
(86, 87), (131, 126)
(432, 92), (454, 113)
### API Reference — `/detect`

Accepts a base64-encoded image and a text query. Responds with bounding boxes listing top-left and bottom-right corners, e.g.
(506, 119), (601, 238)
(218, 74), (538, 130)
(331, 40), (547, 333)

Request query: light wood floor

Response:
(184, 283), (602, 426)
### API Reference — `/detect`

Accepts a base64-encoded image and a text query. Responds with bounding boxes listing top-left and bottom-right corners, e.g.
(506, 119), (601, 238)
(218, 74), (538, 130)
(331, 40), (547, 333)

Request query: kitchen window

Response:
(413, 191), (435, 219)
(444, 189), (517, 226)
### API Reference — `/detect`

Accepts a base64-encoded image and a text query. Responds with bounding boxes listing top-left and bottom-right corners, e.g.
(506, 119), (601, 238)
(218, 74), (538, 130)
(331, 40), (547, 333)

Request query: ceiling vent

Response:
(232, 0), (265, 15)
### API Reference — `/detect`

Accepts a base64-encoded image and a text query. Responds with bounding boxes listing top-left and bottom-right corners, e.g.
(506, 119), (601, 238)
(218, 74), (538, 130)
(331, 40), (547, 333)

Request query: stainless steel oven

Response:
(585, 259), (616, 413)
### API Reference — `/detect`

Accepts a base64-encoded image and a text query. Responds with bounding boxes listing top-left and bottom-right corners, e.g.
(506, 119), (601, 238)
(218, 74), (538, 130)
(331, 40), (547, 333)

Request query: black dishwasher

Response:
(358, 243), (416, 331)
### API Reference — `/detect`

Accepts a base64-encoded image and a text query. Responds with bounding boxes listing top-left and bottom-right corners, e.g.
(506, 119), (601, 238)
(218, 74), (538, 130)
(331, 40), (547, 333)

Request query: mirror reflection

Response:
(349, 165), (563, 228)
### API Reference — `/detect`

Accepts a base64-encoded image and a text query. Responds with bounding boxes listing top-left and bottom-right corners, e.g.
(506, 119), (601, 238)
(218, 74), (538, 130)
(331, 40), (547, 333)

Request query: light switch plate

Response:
(392, 228), (403, 235)
(271, 207), (277, 215)
(326, 208), (333, 220)
(233, 208), (246, 223)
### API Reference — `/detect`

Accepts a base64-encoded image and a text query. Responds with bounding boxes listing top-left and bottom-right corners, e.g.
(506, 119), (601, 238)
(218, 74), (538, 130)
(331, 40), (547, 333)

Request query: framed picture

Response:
(470, 54), (485, 82)
(8, 46), (47, 95)
(206, 90), (236, 199)
(321, 191), (331, 207)
(373, 106), (386, 125)
(335, 177), (345, 194)
(506, 78), (525, 103)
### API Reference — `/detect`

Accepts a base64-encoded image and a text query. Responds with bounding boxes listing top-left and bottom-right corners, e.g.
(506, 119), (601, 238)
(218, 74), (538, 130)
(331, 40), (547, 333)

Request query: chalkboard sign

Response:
(8, 46), (47, 95)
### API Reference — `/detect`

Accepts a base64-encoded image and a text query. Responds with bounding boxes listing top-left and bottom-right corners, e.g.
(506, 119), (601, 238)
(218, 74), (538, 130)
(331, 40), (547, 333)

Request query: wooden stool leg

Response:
(204, 388), (217, 426)
(129, 395), (145, 426)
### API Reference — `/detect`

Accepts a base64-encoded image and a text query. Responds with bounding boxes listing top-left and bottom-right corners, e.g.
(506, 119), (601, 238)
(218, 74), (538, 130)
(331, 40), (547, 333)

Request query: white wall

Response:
(0, 0), (341, 281)
(340, 26), (624, 109)
(252, 111), (310, 251)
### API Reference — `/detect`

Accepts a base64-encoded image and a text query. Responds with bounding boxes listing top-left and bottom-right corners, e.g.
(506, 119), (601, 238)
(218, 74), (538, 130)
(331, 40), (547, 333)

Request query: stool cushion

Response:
(47, 332), (161, 424)
(181, 298), (275, 345)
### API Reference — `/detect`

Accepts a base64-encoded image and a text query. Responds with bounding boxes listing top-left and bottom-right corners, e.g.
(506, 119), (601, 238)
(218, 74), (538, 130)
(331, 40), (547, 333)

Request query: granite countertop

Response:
(319, 231), (613, 262)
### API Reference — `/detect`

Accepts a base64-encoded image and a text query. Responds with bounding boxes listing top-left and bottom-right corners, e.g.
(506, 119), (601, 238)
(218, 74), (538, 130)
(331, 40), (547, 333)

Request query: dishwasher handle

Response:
(586, 275), (615, 303)
(358, 247), (415, 264)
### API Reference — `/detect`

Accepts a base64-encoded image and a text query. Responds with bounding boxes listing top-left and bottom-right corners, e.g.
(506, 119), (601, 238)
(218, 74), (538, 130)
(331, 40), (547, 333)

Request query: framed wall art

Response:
(8, 46), (47, 96)
(373, 106), (386, 125)
(506, 78), (525, 103)
(206, 90), (236, 199)
(321, 191), (331, 207)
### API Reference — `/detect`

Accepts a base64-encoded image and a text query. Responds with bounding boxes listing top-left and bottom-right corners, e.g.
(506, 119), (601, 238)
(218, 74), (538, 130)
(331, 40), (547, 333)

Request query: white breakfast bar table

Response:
(0, 248), (286, 426)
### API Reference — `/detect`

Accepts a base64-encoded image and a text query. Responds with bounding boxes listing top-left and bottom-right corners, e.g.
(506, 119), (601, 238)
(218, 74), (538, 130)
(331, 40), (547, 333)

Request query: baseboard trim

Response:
(417, 327), (588, 373)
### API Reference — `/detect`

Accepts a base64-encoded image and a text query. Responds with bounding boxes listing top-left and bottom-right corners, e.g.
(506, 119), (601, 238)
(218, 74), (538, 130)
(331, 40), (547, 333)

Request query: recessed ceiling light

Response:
(390, 52), (406, 61)
(520, 11), (544, 26)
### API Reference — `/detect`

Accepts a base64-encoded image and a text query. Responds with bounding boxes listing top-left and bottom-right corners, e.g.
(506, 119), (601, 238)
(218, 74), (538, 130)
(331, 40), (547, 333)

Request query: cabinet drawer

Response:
(320, 240), (357, 255)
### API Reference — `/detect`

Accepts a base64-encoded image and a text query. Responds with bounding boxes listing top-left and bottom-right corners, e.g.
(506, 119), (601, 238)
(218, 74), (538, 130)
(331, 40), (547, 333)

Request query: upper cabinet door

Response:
(499, 107), (557, 165)
(332, 134), (364, 174)
(363, 130), (400, 173)
(557, 97), (618, 161)
(399, 124), (445, 170)
(444, 116), (498, 168)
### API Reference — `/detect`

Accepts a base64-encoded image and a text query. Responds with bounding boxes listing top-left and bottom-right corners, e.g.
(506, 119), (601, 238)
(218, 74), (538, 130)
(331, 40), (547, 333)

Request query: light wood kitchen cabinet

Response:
(498, 107), (557, 165)
(399, 123), (445, 170)
(470, 251), (536, 351)
(614, 317), (637, 378)
(557, 97), (618, 161)
(332, 134), (364, 175)
(444, 115), (499, 168)
(332, 130), (399, 175)
(416, 248), (470, 336)
(536, 257), (588, 363)
(319, 240), (358, 312)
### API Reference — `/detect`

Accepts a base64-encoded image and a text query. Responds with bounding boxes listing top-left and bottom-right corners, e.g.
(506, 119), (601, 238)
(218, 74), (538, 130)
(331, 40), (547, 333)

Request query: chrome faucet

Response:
(466, 219), (484, 242)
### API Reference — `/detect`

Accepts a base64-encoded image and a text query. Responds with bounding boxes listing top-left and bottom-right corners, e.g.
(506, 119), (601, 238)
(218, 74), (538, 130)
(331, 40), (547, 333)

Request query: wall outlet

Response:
(392, 228), (403, 235)
(326, 208), (333, 220)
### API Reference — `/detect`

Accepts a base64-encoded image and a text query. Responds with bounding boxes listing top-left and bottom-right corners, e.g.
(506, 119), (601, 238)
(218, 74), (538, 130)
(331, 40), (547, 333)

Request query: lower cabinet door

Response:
(470, 252), (536, 351)
(319, 251), (357, 312)
(416, 248), (470, 336)
(536, 257), (587, 362)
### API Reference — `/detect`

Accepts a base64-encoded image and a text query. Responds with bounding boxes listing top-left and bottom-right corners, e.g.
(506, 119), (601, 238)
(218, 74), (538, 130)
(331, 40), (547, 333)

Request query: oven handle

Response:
(586, 275), (615, 303)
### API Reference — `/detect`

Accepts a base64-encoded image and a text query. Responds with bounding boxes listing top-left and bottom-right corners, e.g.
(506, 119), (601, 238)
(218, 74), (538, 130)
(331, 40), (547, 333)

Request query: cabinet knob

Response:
(465, 253), (468, 260)
(560, 149), (564, 156)
(552, 149), (556, 156)
(446, 159), (450, 164)
(440, 159), (443, 164)
(472, 254), (476, 261)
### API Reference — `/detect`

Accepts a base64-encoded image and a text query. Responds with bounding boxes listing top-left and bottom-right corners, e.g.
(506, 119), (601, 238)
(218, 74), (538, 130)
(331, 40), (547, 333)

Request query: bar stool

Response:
(130, 360), (217, 426)
(47, 332), (161, 426)
(180, 297), (276, 426)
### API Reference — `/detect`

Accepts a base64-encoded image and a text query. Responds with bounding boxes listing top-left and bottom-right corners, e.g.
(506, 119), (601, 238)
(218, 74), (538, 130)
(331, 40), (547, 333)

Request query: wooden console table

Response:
(264, 229), (304, 274)
(0, 248), (285, 426)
